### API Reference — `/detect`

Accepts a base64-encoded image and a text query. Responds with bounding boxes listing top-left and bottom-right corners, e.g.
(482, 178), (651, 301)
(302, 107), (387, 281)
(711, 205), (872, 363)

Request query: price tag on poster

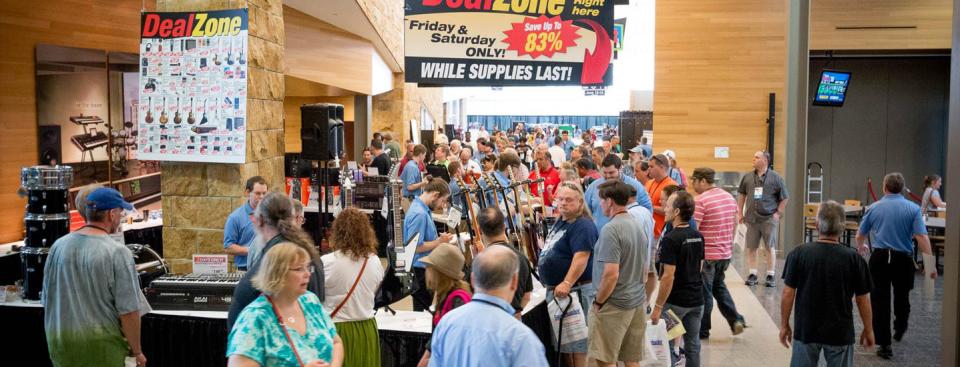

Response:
(404, 0), (614, 87)
(136, 9), (248, 163)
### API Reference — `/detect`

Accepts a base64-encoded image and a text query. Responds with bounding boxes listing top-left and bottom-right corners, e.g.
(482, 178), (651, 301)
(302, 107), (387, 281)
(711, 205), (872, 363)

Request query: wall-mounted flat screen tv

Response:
(813, 69), (851, 107)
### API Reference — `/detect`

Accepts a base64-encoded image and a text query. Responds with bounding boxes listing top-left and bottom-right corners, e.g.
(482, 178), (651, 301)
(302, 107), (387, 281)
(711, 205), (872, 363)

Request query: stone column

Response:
(157, 0), (284, 273)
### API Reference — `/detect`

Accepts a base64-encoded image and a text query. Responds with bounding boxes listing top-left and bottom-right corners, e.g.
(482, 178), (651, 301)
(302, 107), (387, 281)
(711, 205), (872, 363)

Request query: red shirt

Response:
(529, 166), (561, 207)
(693, 187), (737, 260)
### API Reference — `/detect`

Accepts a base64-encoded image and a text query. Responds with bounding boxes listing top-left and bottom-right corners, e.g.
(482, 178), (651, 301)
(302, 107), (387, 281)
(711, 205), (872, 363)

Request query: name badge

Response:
(754, 187), (763, 199)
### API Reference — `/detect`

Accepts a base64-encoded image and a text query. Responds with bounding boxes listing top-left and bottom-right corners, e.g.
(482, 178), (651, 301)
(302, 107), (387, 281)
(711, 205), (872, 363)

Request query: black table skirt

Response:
(1, 300), (556, 367)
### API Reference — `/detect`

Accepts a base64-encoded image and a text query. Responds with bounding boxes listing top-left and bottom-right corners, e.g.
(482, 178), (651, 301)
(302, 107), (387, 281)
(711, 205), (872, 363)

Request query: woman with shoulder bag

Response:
(227, 243), (343, 367)
(321, 208), (385, 367)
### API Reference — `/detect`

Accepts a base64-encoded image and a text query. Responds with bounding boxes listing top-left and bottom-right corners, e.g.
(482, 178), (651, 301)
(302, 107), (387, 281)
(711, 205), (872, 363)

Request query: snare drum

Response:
(127, 244), (167, 289)
(26, 189), (69, 214)
(21, 166), (74, 190)
(21, 247), (49, 301)
(24, 213), (71, 248)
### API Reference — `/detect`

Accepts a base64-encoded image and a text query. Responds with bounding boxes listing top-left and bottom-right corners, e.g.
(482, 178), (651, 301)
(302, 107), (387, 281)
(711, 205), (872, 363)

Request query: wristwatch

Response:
(593, 300), (605, 309)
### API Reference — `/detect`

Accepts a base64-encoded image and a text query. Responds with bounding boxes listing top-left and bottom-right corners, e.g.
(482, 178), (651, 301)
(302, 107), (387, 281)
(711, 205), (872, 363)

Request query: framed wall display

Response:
(137, 9), (249, 163)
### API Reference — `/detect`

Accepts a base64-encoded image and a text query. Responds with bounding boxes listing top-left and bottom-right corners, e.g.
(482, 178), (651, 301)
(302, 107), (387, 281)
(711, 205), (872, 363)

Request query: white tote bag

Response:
(547, 291), (589, 350)
(640, 320), (671, 367)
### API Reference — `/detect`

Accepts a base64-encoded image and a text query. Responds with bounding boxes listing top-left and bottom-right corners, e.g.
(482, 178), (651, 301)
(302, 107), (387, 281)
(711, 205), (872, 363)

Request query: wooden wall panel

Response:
(284, 6), (374, 95)
(0, 0), (153, 243)
(811, 0), (953, 50)
(653, 1), (788, 175)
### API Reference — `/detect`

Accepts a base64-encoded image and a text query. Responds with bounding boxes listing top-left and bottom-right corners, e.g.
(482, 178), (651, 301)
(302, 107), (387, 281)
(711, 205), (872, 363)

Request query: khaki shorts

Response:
(745, 217), (779, 250)
(587, 303), (646, 363)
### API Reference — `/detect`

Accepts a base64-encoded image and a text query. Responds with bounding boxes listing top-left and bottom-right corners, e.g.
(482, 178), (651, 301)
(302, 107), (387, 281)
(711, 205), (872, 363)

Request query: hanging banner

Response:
(404, 0), (614, 87)
(137, 9), (248, 164)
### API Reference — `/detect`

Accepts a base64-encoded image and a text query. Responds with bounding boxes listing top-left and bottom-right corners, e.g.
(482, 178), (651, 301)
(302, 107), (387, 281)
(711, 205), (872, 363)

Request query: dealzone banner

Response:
(137, 9), (248, 164)
(405, 0), (614, 87)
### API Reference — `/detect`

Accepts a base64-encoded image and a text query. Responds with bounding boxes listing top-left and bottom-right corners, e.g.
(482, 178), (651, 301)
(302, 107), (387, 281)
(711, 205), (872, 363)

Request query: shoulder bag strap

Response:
(330, 256), (369, 318)
(266, 295), (306, 367)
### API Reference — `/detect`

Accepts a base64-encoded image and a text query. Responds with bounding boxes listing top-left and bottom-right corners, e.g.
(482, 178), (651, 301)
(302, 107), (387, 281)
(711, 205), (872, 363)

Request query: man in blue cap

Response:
(43, 187), (151, 367)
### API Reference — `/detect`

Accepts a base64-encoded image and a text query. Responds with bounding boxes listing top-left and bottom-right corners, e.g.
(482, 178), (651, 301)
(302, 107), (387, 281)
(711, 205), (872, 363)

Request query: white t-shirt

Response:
(320, 251), (385, 322)
(548, 146), (566, 167)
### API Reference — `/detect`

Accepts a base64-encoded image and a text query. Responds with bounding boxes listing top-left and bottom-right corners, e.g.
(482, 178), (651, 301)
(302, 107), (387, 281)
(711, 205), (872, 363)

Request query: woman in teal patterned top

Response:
(228, 243), (344, 367)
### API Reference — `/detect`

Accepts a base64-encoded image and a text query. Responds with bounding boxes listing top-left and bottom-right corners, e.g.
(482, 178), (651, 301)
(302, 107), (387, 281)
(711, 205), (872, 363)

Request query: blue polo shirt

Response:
(585, 174), (653, 231)
(449, 179), (465, 212)
(404, 197), (438, 269)
(401, 160), (422, 198)
(858, 194), (927, 254)
(560, 139), (575, 160)
(224, 202), (257, 268)
(429, 293), (548, 367)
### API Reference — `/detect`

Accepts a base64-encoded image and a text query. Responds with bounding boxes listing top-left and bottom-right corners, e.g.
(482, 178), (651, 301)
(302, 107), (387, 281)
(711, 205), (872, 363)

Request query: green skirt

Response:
(335, 318), (381, 367)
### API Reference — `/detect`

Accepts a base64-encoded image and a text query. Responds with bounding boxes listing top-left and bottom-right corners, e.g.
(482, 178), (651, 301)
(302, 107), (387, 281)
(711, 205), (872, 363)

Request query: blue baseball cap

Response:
(86, 187), (134, 211)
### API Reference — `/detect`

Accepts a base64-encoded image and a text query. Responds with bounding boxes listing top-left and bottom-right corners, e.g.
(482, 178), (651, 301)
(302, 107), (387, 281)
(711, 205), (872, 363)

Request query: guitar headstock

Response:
(387, 160), (401, 182)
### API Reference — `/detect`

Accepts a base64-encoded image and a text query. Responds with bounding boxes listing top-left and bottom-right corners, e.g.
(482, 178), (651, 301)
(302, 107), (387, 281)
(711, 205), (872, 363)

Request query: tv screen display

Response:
(813, 70), (851, 106)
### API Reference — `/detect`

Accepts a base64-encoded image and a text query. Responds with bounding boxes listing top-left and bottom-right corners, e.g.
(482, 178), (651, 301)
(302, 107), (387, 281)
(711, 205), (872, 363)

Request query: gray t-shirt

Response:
(593, 213), (648, 309)
(738, 169), (789, 223)
(42, 232), (151, 365)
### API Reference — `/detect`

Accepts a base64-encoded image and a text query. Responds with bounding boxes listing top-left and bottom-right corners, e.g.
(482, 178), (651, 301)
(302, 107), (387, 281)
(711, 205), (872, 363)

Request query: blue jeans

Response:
(701, 259), (743, 335)
(664, 304), (703, 367)
(790, 340), (854, 367)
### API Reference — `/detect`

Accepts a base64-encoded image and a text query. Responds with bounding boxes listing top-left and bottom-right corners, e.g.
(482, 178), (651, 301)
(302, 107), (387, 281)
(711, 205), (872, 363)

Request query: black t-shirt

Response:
(783, 242), (873, 345)
(491, 242), (534, 313)
(658, 226), (705, 307)
(371, 153), (392, 176)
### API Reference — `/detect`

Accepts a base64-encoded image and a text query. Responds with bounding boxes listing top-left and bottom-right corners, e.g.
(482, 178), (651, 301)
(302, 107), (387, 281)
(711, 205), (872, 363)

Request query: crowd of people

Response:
(38, 123), (942, 367)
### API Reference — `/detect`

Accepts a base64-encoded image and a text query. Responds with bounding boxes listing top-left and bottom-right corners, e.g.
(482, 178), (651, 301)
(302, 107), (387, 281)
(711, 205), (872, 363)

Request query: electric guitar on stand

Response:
(455, 177), (484, 257)
(375, 163), (415, 309)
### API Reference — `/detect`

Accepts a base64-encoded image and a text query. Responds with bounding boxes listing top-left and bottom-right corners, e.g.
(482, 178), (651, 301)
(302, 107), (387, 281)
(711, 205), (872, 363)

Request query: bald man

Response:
(429, 245), (548, 366)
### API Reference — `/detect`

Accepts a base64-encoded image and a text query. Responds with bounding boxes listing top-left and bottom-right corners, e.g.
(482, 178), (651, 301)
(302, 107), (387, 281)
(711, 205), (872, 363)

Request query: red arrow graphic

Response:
(579, 19), (612, 85)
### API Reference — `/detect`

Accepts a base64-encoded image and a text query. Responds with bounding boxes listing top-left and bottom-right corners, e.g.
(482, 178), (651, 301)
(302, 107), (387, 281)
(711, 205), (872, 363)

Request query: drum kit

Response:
(19, 166), (73, 301)
(111, 121), (138, 174)
(17, 165), (166, 301)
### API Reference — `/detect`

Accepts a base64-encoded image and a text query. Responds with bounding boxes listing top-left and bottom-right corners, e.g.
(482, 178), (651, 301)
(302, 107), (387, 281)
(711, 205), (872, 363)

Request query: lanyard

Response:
(471, 297), (513, 315)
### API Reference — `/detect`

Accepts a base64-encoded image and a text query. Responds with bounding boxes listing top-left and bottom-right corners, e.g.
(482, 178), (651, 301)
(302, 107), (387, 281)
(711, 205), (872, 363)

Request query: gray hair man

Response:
(43, 188), (151, 367)
(781, 201), (874, 366)
(429, 246), (549, 366)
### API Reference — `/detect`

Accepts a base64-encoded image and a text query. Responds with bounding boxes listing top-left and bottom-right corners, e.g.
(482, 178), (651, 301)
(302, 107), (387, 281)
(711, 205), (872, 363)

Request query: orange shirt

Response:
(645, 176), (678, 238)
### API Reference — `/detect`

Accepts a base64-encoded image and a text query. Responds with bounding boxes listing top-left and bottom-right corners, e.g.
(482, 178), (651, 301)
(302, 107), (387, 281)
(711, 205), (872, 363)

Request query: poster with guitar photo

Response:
(137, 8), (249, 163)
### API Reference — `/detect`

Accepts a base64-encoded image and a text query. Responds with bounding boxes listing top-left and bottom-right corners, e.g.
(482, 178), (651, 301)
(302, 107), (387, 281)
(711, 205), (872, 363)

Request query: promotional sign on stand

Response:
(405, 0), (614, 87)
(137, 9), (249, 163)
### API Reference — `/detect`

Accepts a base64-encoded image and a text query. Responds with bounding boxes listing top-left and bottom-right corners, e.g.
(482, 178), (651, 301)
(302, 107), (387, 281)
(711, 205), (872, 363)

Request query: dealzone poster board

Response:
(137, 9), (249, 163)
(405, 0), (614, 87)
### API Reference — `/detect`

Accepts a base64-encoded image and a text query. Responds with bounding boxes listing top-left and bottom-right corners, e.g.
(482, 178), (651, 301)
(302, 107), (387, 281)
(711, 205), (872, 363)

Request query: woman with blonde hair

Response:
(416, 244), (472, 367)
(321, 208), (385, 367)
(228, 243), (343, 367)
(229, 192), (326, 330)
(537, 182), (597, 367)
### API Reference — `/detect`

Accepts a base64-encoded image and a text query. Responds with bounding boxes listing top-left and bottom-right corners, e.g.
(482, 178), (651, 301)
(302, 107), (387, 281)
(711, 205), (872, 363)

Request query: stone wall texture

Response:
(158, 0), (284, 273)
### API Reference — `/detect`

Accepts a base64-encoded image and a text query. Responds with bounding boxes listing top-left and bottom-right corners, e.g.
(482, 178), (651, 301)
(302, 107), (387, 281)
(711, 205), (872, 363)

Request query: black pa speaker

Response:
(300, 104), (344, 161)
(38, 125), (61, 165)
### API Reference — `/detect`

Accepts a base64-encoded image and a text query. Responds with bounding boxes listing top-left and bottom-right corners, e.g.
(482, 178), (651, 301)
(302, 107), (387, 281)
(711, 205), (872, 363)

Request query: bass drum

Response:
(21, 247), (49, 301)
(24, 213), (71, 248)
(127, 244), (167, 290)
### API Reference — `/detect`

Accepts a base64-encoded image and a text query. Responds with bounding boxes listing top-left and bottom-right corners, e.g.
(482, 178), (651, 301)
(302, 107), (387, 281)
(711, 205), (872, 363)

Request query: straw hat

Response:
(420, 244), (465, 280)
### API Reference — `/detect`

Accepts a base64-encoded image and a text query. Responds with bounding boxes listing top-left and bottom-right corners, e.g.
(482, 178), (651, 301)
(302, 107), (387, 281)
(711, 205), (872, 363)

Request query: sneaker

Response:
(765, 275), (776, 287)
(877, 345), (893, 359)
(745, 274), (758, 286)
(732, 320), (746, 335)
(699, 332), (710, 339)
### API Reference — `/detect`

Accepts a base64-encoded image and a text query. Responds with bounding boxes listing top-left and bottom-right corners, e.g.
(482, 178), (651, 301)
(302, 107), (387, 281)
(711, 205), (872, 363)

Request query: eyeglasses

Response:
(289, 264), (315, 274)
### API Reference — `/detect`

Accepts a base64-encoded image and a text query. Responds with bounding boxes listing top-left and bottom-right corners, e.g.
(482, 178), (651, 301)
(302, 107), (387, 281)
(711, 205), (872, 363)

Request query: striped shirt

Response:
(693, 187), (737, 260)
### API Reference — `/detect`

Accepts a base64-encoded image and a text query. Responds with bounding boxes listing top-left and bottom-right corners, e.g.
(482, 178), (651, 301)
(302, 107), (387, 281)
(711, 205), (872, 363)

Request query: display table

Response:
(0, 287), (555, 367)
